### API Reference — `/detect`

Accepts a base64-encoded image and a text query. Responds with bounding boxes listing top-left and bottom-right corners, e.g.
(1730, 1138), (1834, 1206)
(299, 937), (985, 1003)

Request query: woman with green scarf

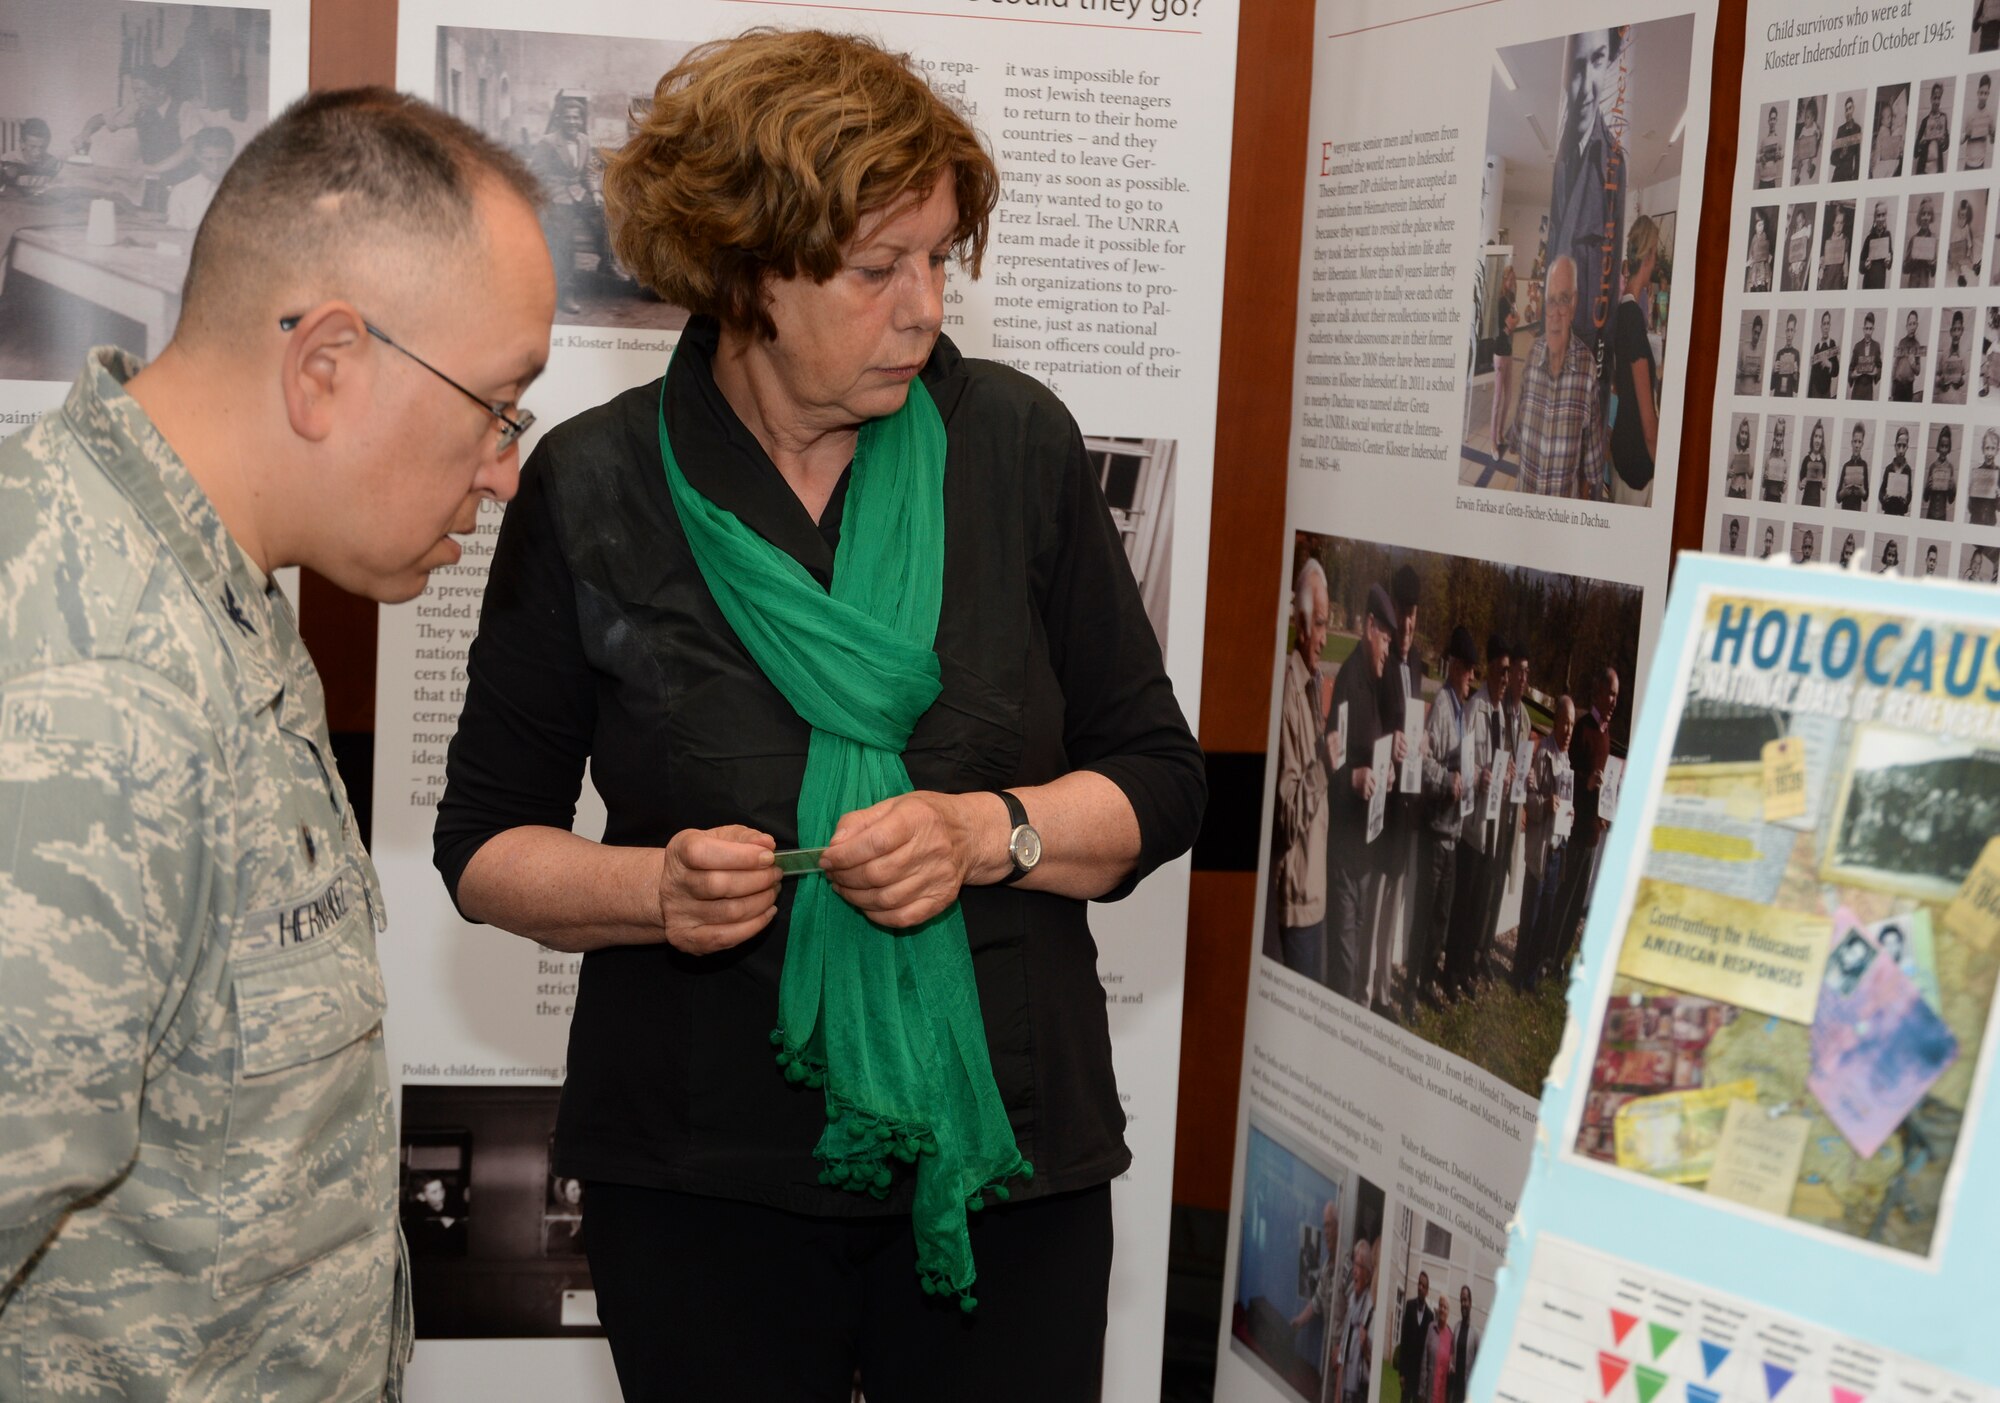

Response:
(432, 29), (1204, 1402)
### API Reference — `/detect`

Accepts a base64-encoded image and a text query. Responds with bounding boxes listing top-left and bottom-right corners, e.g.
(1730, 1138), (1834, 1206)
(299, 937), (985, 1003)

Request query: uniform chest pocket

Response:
(216, 874), (391, 1297)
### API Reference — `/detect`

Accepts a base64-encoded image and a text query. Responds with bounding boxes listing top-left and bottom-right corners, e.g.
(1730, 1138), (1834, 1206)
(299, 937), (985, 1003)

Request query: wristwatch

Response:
(993, 790), (1042, 885)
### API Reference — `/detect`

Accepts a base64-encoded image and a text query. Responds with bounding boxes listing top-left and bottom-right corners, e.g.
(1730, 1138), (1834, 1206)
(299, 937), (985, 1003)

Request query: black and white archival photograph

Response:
(1767, 308), (1803, 395)
(1826, 726), (2000, 898)
(1873, 532), (1907, 574)
(1084, 434), (1177, 647)
(1880, 420), (1920, 514)
(1902, 192), (1945, 288)
(400, 1085), (603, 1339)
(1817, 199), (1854, 289)
(1834, 418), (1871, 510)
(1872, 82), (1910, 177)
(1829, 87), (1866, 181)
(1758, 414), (1792, 501)
(1935, 306), (1975, 403)
(1806, 309), (1842, 398)
(1724, 411), (1757, 500)
(1779, 202), (1815, 292)
(1889, 307), (1932, 403)
(1746, 205), (1777, 291)
(1858, 196), (1899, 289)
(1793, 415), (1831, 505)
(543, 1157), (586, 1258)
(1787, 520), (1821, 564)
(1921, 422), (1962, 520)
(1911, 76), (1958, 175)
(1790, 93), (1824, 185)
(1830, 524), (1864, 568)
(1669, 695), (1787, 770)
(1720, 512), (1749, 555)
(436, 25), (695, 331)
(1753, 100), (1786, 188)
(1977, 0), (2000, 55)
(1917, 536), (1951, 577)
(1945, 191), (1987, 286)
(1734, 312), (1767, 395)
(1962, 71), (1999, 167)
(0, 1), (270, 381)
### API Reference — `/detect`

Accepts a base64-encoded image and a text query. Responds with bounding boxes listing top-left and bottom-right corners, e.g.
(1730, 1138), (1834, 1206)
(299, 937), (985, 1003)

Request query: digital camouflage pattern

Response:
(0, 350), (409, 1400)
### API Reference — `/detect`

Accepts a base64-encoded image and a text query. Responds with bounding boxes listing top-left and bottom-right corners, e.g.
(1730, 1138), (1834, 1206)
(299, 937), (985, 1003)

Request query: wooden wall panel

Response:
(298, 0), (397, 732)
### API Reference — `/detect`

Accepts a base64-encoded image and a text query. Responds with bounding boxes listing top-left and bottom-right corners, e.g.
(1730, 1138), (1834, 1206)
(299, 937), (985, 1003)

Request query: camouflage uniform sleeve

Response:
(0, 661), (221, 1282)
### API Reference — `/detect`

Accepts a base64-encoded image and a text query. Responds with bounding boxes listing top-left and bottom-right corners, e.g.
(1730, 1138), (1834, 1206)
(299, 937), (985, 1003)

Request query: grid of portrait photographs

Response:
(1719, 18), (2000, 580)
(1229, 1120), (1387, 1403)
(1461, 16), (1696, 508)
(1564, 593), (2000, 1262)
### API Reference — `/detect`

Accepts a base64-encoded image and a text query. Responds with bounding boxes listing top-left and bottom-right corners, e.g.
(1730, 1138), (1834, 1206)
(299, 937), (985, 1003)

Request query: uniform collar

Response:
(62, 347), (288, 716)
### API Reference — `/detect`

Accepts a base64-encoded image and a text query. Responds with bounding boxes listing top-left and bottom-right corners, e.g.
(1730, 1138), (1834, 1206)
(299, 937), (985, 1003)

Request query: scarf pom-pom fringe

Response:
(803, 1083), (941, 1199)
(918, 1269), (980, 1313)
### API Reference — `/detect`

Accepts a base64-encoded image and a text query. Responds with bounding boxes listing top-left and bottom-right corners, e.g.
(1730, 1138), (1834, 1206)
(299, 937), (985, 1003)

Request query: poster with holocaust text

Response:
(1471, 554), (2000, 1400)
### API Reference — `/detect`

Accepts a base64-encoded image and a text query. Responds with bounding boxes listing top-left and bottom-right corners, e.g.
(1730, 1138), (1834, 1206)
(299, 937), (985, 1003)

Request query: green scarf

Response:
(658, 358), (1029, 1308)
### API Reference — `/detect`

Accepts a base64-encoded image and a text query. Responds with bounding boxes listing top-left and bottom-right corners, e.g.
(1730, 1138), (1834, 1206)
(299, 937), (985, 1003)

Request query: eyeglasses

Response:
(278, 314), (535, 452)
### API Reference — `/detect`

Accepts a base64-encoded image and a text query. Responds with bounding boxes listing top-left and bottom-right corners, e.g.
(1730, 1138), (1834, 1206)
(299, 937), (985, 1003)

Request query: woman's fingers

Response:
(661, 826), (781, 953)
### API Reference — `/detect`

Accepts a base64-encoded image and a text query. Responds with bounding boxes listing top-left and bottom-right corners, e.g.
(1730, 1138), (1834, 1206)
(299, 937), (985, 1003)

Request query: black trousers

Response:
(584, 1181), (1113, 1402)
(1404, 833), (1458, 1013)
(1328, 855), (1372, 1001)
(1443, 844), (1489, 993)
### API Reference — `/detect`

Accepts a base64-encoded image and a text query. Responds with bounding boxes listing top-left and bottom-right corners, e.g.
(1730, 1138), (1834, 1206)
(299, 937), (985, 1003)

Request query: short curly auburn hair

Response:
(604, 29), (999, 338)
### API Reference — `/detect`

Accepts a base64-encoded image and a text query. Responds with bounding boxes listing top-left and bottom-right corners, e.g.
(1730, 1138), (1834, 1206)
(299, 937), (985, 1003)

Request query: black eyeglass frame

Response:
(278, 314), (535, 451)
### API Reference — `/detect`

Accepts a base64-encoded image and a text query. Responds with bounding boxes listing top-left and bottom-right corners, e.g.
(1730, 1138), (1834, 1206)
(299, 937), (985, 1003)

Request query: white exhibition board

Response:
(1217, 0), (1717, 1399)
(375, 2), (1238, 1396)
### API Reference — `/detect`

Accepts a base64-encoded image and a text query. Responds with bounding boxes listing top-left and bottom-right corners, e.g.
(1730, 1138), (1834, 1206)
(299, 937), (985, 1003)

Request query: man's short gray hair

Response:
(1293, 556), (1328, 628)
(180, 86), (543, 341)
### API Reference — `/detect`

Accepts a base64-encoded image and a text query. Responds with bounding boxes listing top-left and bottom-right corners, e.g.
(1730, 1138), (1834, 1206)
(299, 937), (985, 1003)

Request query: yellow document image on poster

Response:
(1616, 879), (1831, 1024)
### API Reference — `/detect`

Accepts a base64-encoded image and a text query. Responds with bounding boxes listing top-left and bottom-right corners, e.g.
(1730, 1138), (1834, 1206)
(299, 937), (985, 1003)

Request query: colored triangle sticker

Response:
(1649, 1324), (1681, 1360)
(1611, 1310), (1641, 1345)
(1687, 1388), (1721, 1403)
(1832, 1390), (1866, 1403)
(1701, 1341), (1731, 1378)
(1600, 1352), (1632, 1397)
(1763, 1361), (1795, 1398)
(1635, 1365), (1668, 1403)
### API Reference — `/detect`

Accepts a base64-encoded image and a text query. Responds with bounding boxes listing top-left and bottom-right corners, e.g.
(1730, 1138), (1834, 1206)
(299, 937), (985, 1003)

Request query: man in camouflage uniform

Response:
(0, 90), (552, 1399)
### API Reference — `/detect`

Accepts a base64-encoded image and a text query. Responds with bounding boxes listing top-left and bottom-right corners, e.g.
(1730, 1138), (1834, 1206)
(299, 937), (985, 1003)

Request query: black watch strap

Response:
(994, 789), (1032, 885)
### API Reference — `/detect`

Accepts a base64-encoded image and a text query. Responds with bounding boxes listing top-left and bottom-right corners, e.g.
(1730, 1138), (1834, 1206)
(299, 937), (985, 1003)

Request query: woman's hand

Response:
(659, 825), (781, 953)
(821, 791), (994, 929)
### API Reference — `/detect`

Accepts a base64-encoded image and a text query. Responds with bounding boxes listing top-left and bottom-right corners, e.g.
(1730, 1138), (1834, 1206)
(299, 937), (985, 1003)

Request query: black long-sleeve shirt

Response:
(434, 318), (1204, 1214)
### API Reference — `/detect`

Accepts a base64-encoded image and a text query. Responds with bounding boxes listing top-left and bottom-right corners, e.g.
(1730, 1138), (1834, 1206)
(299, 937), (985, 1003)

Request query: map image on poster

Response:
(1564, 584), (2000, 1261)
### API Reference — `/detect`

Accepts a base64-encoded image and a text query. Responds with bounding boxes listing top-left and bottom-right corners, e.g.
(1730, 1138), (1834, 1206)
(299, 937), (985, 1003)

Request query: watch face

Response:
(1011, 824), (1043, 869)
